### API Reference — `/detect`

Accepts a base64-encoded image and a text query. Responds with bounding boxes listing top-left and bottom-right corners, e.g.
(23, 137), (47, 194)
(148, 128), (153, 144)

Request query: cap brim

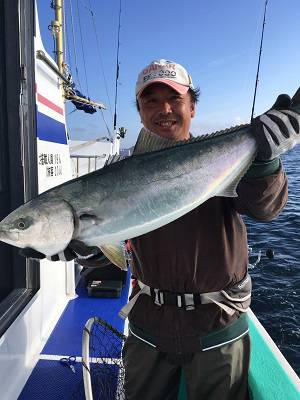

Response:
(137, 79), (189, 98)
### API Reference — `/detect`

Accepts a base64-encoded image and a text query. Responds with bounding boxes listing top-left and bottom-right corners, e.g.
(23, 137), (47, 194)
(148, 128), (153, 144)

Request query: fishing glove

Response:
(19, 240), (102, 262)
(251, 87), (300, 161)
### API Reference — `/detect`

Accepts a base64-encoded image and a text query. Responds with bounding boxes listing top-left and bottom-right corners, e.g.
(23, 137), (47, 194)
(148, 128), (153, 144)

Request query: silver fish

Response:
(0, 113), (297, 257)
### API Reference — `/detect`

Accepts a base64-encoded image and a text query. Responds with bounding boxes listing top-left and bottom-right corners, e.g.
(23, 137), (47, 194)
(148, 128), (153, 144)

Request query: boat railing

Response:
(71, 154), (108, 178)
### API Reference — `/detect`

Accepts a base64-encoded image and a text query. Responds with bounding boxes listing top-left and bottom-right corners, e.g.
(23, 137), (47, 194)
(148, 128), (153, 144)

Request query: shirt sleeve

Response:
(232, 165), (288, 221)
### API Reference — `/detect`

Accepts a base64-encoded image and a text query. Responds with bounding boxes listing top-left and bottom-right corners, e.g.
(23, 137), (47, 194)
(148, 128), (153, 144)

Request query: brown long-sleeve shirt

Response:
(128, 167), (288, 354)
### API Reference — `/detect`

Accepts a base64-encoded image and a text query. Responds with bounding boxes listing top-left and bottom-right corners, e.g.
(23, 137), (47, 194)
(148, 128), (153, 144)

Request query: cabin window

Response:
(0, 0), (39, 336)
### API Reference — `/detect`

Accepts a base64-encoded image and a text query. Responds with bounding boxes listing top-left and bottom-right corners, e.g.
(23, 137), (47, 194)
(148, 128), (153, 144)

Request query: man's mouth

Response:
(155, 120), (177, 128)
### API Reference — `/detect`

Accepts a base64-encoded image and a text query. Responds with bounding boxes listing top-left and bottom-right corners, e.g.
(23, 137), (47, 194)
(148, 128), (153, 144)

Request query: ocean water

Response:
(244, 146), (300, 376)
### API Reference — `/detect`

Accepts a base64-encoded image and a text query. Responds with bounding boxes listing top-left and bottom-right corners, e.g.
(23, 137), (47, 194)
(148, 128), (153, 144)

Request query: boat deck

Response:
(18, 273), (131, 399)
(16, 270), (300, 400)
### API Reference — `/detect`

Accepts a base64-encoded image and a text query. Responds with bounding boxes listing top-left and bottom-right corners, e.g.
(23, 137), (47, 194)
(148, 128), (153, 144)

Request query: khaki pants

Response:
(122, 333), (250, 400)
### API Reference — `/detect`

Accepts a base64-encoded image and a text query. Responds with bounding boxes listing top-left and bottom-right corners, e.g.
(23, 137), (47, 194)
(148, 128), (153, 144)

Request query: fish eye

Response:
(16, 219), (27, 230)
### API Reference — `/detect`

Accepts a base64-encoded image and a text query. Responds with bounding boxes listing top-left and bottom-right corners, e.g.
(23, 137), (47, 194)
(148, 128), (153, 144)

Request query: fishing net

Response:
(71, 317), (127, 400)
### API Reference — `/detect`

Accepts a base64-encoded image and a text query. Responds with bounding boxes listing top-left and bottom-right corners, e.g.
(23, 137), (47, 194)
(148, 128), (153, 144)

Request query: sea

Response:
(244, 146), (300, 376)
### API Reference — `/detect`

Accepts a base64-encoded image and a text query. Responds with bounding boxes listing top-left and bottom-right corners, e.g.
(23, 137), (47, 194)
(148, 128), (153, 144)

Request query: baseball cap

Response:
(135, 59), (194, 97)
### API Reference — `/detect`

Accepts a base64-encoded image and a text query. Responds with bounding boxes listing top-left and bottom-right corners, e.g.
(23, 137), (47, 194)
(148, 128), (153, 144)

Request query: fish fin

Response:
(132, 124), (251, 155)
(100, 243), (128, 270)
(133, 128), (181, 155)
(104, 154), (126, 166)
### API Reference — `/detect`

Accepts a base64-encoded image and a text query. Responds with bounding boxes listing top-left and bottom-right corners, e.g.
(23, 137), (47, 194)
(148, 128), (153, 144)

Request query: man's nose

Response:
(160, 100), (172, 113)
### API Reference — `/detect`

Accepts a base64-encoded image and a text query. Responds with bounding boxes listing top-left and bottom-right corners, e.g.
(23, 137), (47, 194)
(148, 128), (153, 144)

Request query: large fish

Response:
(0, 106), (299, 257)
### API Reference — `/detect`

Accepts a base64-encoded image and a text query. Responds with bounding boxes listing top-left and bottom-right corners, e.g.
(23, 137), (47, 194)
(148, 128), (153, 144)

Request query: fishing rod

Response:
(113, 0), (122, 135)
(250, 0), (269, 121)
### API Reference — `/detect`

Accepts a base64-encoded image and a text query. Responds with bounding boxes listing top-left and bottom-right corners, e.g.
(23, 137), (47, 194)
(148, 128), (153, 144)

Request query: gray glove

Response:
(251, 88), (300, 161)
(20, 240), (102, 262)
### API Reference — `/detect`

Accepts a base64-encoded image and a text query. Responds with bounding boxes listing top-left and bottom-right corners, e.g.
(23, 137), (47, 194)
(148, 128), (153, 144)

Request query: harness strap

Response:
(119, 281), (151, 319)
(119, 280), (249, 319)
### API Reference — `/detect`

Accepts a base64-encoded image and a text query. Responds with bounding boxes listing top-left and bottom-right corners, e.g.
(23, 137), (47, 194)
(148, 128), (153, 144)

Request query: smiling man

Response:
(121, 59), (291, 400)
(135, 60), (196, 141)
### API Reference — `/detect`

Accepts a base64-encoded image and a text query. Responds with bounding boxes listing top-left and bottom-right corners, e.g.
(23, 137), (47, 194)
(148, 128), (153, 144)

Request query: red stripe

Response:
(36, 91), (64, 116)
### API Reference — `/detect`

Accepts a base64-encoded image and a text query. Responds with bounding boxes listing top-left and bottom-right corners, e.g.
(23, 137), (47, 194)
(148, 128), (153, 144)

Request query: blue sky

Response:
(37, 0), (300, 148)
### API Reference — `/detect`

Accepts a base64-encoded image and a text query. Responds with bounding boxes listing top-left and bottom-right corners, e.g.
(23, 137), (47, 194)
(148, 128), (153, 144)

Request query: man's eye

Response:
(144, 98), (156, 104)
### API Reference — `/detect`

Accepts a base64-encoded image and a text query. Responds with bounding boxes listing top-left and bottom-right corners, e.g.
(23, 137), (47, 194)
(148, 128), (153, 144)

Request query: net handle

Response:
(82, 317), (97, 400)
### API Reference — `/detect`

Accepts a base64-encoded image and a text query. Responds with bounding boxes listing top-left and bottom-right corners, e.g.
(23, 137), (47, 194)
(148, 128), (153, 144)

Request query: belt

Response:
(151, 287), (202, 309)
(119, 280), (247, 319)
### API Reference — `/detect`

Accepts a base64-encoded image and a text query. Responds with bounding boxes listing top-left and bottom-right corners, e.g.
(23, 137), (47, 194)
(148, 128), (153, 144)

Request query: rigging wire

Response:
(100, 109), (113, 138)
(65, 4), (73, 77)
(113, 0), (122, 134)
(250, 0), (269, 121)
(63, 0), (68, 66)
(67, 108), (78, 115)
(68, 0), (82, 91)
(86, 0), (114, 122)
(76, 0), (90, 97)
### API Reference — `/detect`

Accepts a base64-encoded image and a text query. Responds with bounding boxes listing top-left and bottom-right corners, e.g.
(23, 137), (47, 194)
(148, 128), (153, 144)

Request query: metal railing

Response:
(71, 154), (107, 177)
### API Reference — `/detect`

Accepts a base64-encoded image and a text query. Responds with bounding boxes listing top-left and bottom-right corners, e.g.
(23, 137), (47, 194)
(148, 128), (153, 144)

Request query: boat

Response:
(0, 1), (124, 399)
(0, 1), (299, 399)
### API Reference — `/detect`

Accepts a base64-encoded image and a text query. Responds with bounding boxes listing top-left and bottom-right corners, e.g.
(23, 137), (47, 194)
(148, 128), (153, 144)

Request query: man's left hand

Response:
(251, 88), (300, 161)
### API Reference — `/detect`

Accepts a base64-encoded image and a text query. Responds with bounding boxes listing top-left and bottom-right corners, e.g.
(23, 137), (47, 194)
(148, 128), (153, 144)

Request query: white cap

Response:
(135, 59), (194, 97)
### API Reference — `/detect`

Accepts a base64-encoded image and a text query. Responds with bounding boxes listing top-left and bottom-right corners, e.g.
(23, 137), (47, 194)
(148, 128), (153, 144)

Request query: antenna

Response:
(250, 0), (269, 121)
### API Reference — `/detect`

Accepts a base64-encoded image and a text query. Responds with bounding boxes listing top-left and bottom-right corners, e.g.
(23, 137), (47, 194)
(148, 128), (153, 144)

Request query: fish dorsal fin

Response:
(132, 124), (250, 155)
(104, 154), (126, 166)
(133, 128), (183, 155)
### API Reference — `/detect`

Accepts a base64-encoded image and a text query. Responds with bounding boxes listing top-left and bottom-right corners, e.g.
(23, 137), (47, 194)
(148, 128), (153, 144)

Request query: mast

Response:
(48, 0), (107, 110)
(51, 0), (64, 75)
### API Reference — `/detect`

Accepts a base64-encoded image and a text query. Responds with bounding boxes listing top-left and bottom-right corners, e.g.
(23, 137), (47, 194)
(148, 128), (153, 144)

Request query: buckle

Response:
(154, 288), (164, 306)
(176, 294), (183, 308)
(177, 294), (196, 311)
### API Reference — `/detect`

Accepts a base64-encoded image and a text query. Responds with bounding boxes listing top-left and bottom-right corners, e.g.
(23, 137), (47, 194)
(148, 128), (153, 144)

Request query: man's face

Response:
(138, 83), (196, 141)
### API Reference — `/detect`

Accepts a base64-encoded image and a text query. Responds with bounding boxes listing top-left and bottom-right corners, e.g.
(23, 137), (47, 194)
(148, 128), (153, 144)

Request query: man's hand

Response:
(19, 239), (102, 262)
(251, 88), (300, 161)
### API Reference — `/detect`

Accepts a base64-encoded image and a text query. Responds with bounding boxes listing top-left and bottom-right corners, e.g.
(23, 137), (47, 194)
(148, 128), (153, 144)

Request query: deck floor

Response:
(18, 272), (131, 400)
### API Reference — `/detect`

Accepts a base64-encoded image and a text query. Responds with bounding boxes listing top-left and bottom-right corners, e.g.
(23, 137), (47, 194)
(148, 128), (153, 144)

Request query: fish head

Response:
(0, 197), (75, 257)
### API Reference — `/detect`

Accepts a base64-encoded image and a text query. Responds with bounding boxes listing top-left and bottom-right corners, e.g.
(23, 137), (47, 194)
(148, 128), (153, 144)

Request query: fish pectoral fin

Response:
(79, 213), (103, 225)
(100, 243), (128, 270)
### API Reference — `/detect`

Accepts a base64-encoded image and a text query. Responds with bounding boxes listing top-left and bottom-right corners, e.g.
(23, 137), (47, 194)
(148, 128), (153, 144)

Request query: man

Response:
(118, 59), (289, 400)
(23, 59), (300, 399)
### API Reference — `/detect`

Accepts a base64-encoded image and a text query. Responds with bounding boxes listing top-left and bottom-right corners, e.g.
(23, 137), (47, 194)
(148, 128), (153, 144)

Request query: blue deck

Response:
(18, 272), (131, 400)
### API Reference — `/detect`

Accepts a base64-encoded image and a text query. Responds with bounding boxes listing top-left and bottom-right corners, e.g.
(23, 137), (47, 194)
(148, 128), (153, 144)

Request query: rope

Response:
(65, 4), (73, 76)
(68, 0), (82, 91)
(100, 109), (113, 139)
(86, 0), (113, 122)
(63, 0), (68, 65)
(113, 0), (122, 133)
(250, 0), (269, 121)
(76, 0), (90, 97)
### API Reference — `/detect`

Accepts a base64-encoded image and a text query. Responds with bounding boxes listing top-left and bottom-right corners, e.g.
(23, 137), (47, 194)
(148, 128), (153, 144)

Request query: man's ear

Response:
(191, 103), (196, 118)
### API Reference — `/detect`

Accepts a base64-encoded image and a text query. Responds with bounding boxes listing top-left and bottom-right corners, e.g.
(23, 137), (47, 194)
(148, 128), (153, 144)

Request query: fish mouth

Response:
(0, 225), (19, 245)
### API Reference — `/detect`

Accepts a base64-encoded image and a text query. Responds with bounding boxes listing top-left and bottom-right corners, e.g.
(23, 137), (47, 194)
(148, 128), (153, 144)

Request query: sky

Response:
(36, 0), (300, 149)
